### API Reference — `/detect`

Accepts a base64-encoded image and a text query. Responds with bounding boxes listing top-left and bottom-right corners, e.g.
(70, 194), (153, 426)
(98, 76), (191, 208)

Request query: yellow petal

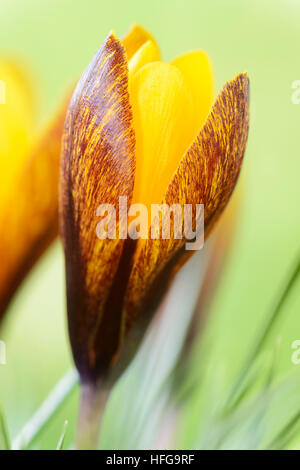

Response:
(131, 62), (198, 209)
(124, 73), (249, 333)
(171, 50), (214, 134)
(128, 39), (160, 79)
(0, 97), (67, 319)
(0, 60), (35, 204)
(122, 24), (159, 60)
(60, 33), (135, 381)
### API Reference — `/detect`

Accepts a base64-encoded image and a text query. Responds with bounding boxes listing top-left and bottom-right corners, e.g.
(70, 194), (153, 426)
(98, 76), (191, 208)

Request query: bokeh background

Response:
(0, 0), (300, 449)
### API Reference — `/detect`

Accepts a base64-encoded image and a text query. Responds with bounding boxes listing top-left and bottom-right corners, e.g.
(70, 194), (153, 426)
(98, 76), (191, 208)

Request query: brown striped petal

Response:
(0, 98), (67, 320)
(60, 33), (135, 383)
(123, 72), (249, 334)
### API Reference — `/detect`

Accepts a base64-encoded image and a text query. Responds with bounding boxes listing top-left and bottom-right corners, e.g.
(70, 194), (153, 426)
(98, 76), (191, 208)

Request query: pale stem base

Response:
(76, 382), (109, 450)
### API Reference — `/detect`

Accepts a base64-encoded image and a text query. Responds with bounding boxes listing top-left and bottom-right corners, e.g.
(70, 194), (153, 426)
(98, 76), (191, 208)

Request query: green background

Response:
(0, 0), (300, 449)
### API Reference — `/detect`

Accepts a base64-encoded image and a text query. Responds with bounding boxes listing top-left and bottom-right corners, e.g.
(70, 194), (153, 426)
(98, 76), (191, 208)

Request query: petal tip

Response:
(231, 71), (250, 94)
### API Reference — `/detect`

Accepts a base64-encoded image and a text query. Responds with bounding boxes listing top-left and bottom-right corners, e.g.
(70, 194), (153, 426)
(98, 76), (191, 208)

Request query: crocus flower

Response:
(0, 60), (66, 319)
(60, 25), (249, 444)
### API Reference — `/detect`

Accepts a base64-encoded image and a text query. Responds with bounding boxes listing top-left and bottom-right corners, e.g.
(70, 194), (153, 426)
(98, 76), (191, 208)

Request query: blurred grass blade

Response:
(224, 337), (281, 418)
(225, 254), (300, 409)
(217, 347), (281, 449)
(221, 360), (264, 418)
(267, 408), (300, 450)
(56, 420), (68, 450)
(264, 337), (281, 390)
(0, 404), (11, 450)
(101, 251), (209, 449)
(12, 369), (78, 449)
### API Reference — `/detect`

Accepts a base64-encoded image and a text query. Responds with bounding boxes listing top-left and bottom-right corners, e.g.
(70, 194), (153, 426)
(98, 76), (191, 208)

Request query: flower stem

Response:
(76, 381), (109, 450)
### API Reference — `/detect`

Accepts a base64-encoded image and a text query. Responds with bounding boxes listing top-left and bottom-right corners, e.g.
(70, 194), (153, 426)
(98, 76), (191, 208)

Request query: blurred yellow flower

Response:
(0, 60), (67, 319)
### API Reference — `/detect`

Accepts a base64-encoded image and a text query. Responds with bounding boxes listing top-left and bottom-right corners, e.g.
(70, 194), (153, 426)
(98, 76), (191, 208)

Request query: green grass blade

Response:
(0, 404), (11, 450)
(56, 420), (68, 450)
(12, 369), (78, 450)
(266, 408), (300, 450)
(224, 254), (300, 409)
